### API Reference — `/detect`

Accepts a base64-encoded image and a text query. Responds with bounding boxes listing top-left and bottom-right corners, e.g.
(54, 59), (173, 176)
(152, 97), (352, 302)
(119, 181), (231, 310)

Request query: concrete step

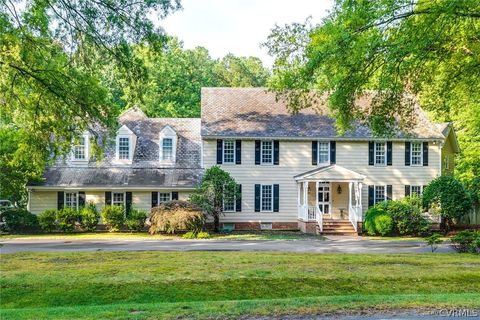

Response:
(322, 231), (358, 236)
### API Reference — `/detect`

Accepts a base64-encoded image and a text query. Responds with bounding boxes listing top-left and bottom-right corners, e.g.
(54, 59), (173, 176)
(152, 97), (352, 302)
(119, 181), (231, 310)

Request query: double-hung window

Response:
(162, 138), (173, 160)
(223, 140), (235, 164)
(158, 192), (171, 203)
(118, 137), (130, 160)
(73, 136), (86, 161)
(261, 141), (273, 164)
(112, 192), (125, 206)
(374, 142), (386, 165)
(411, 185), (423, 196)
(223, 184), (236, 212)
(261, 184), (273, 212)
(374, 186), (386, 204)
(65, 192), (78, 209)
(318, 142), (330, 164)
(411, 142), (422, 166)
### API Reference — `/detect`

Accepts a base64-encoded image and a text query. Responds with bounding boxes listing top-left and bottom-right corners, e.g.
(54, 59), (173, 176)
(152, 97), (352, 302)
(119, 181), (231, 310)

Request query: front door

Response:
(318, 182), (331, 215)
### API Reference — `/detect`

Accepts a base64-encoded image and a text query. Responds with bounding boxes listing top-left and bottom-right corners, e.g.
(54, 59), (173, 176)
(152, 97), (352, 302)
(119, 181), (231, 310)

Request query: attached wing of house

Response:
(28, 88), (460, 234)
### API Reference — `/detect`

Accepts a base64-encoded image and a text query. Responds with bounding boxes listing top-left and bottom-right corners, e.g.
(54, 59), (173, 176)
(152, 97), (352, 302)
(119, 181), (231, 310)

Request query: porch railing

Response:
(316, 205), (323, 233)
(348, 205), (362, 232)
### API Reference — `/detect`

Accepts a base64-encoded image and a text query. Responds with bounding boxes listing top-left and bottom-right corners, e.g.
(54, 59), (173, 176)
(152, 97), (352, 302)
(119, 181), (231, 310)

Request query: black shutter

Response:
(368, 186), (374, 207)
(386, 185), (392, 201)
(330, 141), (336, 164)
(57, 191), (64, 210)
(387, 141), (393, 166)
(78, 192), (86, 208)
(216, 139), (223, 164)
(151, 192), (158, 208)
(254, 184), (260, 212)
(405, 142), (411, 166)
(405, 185), (411, 197)
(105, 192), (112, 205)
(255, 140), (261, 165)
(236, 184), (242, 212)
(235, 140), (242, 164)
(273, 140), (280, 165)
(368, 141), (374, 165)
(125, 192), (132, 216)
(423, 142), (429, 166)
(172, 191), (179, 200)
(273, 184), (280, 212)
(312, 141), (318, 165)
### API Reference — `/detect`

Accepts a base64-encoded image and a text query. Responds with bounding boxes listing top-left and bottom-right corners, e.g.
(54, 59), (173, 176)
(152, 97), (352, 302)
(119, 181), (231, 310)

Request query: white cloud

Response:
(157, 0), (333, 66)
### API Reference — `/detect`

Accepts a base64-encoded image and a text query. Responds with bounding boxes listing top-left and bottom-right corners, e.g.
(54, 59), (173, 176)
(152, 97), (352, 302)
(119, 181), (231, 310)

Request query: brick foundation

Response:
(297, 220), (318, 234)
(218, 222), (299, 231)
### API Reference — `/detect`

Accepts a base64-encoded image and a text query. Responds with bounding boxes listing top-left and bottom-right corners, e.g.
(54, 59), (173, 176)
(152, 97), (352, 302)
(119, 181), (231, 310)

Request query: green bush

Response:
(364, 207), (385, 236)
(451, 231), (480, 253)
(101, 205), (125, 232)
(80, 203), (99, 232)
(38, 209), (57, 232)
(196, 231), (210, 239)
(0, 208), (38, 233)
(182, 231), (210, 239)
(374, 214), (393, 236)
(378, 197), (431, 236)
(149, 200), (205, 235)
(425, 233), (443, 252)
(56, 208), (80, 232)
(125, 208), (147, 231)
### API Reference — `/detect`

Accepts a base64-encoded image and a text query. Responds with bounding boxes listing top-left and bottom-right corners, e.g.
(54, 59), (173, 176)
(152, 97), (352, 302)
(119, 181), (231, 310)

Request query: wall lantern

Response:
(337, 185), (342, 194)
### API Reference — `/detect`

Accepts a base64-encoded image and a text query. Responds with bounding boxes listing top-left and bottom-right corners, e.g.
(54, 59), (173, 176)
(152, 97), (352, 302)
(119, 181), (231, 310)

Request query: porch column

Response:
(348, 182), (353, 211)
(315, 181), (319, 217)
(357, 182), (363, 221)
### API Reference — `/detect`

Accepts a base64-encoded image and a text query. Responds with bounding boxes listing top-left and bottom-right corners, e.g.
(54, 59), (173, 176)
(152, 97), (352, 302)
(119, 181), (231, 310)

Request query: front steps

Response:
(318, 218), (358, 236)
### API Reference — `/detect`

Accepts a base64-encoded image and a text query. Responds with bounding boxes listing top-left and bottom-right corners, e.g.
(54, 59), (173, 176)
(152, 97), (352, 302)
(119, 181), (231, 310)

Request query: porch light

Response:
(337, 185), (342, 194)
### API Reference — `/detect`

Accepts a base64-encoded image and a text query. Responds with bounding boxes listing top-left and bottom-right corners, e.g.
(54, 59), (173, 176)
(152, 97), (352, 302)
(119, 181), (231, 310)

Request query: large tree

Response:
(265, 0), (480, 180)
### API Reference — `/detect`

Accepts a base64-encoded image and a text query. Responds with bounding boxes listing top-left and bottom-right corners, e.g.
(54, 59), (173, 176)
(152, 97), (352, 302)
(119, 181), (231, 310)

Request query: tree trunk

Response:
(213, 212), (220, 233)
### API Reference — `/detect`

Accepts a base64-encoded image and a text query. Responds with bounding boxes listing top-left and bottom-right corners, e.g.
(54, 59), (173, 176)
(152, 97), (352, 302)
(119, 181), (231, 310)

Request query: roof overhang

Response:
(441, 124), (461, 153)
(201, 135), (444, 142)
(294, 165), (366, 182)
(27, 186), (196, 191)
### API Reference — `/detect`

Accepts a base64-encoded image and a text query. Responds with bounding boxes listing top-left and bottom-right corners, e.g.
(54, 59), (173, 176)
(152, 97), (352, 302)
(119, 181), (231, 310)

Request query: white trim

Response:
(222, 139), (236, 164)
(116, 135), (133, 162)
(316, 182), (332, 215)
(157, 192), (172, 204)
(317, 141), (330, 165)
(159, 125), (177, 164)
(373, 185), (387, 204)
(260, 184), (274, 212)
(27, 186), (195, 191)
(260, 140), (274, 165)
(203, 135), (444, 142)
(410, 141), (423, 166)
(70, 132), (90, 163)
(112, 191), (126, 207)
(64, 191), (79, 210)
(374, 142), (387, 166)
(410, 185), (423, 196)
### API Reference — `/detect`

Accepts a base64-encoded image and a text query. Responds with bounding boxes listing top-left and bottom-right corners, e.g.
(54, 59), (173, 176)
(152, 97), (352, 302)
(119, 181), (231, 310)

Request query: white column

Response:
(315, 181), (319, 217)
(357, 182), (363, 221)
(348, 182), (353, 211)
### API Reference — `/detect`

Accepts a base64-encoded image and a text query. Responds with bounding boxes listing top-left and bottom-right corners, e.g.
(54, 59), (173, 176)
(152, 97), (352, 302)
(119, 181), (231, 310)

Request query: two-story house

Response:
(27, 88), (459, 234)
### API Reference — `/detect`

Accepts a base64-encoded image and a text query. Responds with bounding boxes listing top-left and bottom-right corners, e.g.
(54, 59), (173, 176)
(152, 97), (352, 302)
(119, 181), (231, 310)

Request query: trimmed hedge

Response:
(0, 208), (38, 233)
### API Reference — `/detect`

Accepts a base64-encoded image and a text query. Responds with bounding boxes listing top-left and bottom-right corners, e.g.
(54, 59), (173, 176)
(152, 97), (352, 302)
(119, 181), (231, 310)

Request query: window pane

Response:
(223, 140), (235, 163)
(411, 185), (422, 196)
(375, 142), (386, 165)
(159, 192), (170, 203)
(113, 192), (124, 206)
(411, 142), (422, 165)
(261, 185), (273, 211)
(119, 138), (130, 160)
(73, 137), (86, 160)
(162, 138), (173, 160)
(318, 142), (329, 163)
(374, 186), (385, 204)
(223, 184), (235, 212)
(65, 192), (77, 209)
(261, 141), (273, 164)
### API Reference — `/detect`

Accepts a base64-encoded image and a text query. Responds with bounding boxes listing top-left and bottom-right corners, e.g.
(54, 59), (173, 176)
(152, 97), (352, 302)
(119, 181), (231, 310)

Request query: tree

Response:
(423, 176), (473, 232)
(215, 54), (270, 88)
(189, 166), (238, 232)
(265, 0), (480, 179)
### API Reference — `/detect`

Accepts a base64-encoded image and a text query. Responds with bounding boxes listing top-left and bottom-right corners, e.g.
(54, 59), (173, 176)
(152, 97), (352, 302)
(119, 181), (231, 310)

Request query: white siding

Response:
(29, 191), (57, 214)
(204, 139), (441, 222)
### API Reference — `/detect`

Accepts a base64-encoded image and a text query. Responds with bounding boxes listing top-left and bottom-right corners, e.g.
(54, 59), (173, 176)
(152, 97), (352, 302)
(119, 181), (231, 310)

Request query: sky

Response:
(160, 0), (333, 66)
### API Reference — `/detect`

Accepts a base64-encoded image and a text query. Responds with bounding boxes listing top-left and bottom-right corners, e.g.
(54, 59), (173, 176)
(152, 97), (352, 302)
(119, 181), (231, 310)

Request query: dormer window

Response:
(162, 138), (173, 160)
(115, 125), (136, 163)
(71, 133), (89, 162)
(159, 125), (177, 163)
(118, 137), (130, 160)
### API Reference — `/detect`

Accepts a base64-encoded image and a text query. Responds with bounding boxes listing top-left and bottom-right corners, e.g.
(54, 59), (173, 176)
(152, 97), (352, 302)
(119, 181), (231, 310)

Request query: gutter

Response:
(27, 186), (197, 191)
(201, 135), (445, 142)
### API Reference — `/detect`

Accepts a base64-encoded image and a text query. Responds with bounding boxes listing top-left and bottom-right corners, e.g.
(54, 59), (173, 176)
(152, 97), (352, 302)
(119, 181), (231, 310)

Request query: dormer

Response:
(115, 125), (137, 164)
(159, 125), (177, 164)
(70, 132), (90, 164)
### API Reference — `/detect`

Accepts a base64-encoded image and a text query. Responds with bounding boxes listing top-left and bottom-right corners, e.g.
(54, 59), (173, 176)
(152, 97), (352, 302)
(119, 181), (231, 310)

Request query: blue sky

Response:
(161, 0), (333, 66)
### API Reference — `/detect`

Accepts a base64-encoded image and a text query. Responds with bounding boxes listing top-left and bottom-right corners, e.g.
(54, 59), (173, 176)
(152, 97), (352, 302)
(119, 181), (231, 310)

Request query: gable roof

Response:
(201, 88), (445, 140)
(436, 122), (460, 153)
(294, 165), (366, 182)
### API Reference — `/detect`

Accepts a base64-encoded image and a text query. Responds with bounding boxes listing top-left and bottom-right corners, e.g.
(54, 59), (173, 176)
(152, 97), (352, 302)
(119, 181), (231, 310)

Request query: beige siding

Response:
(204, 139), (441, 222)
(86, 192), (105, 212)
(29, 191), (57, 214)
(441, 133), (456, 176)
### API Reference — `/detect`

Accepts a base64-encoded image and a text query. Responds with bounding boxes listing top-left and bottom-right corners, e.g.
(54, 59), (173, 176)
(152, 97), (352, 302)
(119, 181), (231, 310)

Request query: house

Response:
(27, 88), (460, 234)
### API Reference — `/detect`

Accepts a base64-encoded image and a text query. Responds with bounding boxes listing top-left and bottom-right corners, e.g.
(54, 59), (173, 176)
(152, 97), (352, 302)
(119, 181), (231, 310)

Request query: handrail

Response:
(348, 205), (358, 232)
(316, 205), (323, 233)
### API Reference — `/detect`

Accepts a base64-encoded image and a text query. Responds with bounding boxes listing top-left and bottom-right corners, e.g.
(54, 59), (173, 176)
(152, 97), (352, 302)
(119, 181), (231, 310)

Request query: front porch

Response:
(295, 165), (365, 235)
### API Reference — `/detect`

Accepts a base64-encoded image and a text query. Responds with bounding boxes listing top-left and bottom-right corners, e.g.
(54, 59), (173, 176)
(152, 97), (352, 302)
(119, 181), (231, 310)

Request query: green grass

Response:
(0, 230), (323, 241)
(1, 251), (479, 319)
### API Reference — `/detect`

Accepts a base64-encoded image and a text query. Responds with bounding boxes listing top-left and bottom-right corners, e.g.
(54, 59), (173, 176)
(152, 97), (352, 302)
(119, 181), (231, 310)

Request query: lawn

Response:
(1, 252), (479, 319)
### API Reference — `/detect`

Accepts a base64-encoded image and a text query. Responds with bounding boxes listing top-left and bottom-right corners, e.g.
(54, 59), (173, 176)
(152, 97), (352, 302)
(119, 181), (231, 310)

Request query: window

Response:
(112, 192), (125, 206)
(73, 136), (86, 160)
(162, 138), (173, 160)
(261, 140), (273, 164)
(261, 184), (273, 212)
(411, 185), (423, 196)
(158, 192), (171, 203)
(223, 184), (236, 212)
(443, 156), (449, 169)
(374, 142), (386, 165)
(318, 142), (330, 164)
(223, 140), (235, 164)
(374, 186), (386, 204)
(411, 142), (422, 166)
(118, 137), (130, 160)
(65, 192), (78, 209)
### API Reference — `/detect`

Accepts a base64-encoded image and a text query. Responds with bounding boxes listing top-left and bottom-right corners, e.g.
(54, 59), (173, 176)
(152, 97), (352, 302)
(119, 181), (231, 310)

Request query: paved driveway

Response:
(0, 237), (454, 254)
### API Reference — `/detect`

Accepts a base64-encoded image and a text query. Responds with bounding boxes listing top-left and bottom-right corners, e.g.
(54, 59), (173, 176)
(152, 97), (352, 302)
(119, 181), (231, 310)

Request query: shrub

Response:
(182, 231), (196, 239)
(149, 200), (205, 235)
(380, 197), (431, 236)
(38, 209), (57, 232)
(364, 207), (385, 236)
(56, 208), (80, 232)
(451, 231), (480, 253)
(80, 203), (99, 232)
(0, 208), (38, 233)
(196, 231), (210, 239)
(374, 214), (393, 236)
(101, 205), (125, 231)
(425, 233), (443, 252)
(182, 231), (210, 239)
(125, 208), (147, 231)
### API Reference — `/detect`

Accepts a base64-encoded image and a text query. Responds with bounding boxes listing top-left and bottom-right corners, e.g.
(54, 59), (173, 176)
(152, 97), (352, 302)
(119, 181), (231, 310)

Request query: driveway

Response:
(0, 237), (454, 254)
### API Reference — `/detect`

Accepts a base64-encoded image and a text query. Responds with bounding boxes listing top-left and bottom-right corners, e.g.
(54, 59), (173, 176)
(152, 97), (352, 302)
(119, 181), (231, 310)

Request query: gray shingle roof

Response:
(201, 88), (445, 140)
